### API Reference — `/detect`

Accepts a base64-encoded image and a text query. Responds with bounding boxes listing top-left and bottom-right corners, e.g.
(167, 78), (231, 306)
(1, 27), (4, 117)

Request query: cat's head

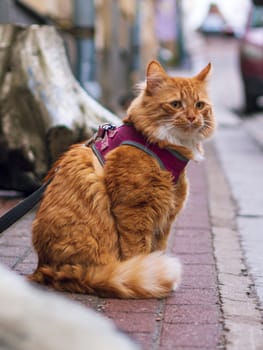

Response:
(125, 60), (216, 160)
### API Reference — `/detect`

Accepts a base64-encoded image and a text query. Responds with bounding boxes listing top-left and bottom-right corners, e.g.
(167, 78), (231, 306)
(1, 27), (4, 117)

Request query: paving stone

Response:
(105, 311), (157, 333)
(182, 264), (216, 277)
(129, 332), (153, 350)
(174, 228), (212, 239)
(0, 198), (20, 215)
(177, 253), (216, 265)
(167, 288), (218, 305)
(225, 319), (263, 350)
(104, 299), (158, 313)
(22, 250), (38, 264)
(171, 235), (213, 254)
(0, 245), (28, 258)
(176, 209), (210, 230)
(0, 256), (18, 267)
(66, 293), (100, 310)
(180, 274), (217, 290)
(160, 324), (221, 349)
(164, 304), (220, 324)
(15, 262), (35, 275)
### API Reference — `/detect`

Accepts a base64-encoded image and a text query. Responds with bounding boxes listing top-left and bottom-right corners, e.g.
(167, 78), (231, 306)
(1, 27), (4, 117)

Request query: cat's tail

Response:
(28, 252), (182, 298)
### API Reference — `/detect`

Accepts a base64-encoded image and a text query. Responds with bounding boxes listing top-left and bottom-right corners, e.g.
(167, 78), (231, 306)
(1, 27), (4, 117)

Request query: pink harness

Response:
(91, 124), (189, 184)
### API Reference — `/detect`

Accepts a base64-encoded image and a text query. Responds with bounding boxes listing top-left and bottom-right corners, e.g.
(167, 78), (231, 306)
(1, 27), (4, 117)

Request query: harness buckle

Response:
(99, 123), (116, 137)
(84, 123), (116, 147)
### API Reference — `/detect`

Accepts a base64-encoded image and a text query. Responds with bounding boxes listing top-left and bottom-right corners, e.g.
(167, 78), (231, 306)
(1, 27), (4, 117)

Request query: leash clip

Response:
(98, 123), (116, 138)
(96, 123), (117, 140)
(85, 123), (116, 147)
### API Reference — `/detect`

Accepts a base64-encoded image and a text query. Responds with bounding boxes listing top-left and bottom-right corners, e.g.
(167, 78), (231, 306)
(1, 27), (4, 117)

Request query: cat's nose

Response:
(187, 116), (196, 123)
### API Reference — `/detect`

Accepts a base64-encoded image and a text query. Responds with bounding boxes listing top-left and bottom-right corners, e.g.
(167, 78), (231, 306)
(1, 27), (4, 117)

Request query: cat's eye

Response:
(195, 101), (205, 109)
(170, 100), (182, 109)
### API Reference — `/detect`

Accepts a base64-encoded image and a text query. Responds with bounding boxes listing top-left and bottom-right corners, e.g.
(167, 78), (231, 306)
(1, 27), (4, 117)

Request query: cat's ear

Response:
(194, 63), (212, 82)
(146, 60), (166, 93)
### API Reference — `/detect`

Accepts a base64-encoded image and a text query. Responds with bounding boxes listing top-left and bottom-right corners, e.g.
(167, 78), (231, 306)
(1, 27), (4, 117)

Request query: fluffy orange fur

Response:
(29, 61), (215, 298)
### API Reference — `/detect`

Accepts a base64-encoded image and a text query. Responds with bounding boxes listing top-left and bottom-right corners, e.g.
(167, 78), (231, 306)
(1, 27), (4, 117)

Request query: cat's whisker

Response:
(202, 122), (215, 131)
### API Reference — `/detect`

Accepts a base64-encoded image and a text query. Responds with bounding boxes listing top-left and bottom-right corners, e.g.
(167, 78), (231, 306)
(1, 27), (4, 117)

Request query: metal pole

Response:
(74, 0), (98, 97)
(176, 0), (186, 66)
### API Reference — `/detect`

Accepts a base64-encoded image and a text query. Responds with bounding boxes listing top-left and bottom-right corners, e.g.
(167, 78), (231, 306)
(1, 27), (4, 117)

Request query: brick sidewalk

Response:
(0, 156), (224, 350)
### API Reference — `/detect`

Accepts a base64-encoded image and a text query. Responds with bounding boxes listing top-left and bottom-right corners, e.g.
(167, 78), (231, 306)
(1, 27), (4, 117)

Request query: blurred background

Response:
(0, 0), (262, 115)
(0, 0), (262, 194)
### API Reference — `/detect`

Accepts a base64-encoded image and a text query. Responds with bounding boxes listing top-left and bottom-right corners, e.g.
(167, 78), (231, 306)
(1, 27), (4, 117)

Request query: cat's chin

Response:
(155, 125), (182, 145)
(156, 125), (199, 142)
(155, 125), (204, 159)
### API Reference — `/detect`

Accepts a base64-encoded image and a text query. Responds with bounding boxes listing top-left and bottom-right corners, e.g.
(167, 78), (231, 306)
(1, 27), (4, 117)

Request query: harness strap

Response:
(92, 123), (189, 184)
(93, 138), (167, 169)
(91, 143), (105, 166)
(121, 140), (166, 170)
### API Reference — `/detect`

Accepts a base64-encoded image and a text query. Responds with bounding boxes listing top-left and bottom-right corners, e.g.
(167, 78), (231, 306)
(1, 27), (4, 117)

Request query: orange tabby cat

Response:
(29, 60), (215, 298)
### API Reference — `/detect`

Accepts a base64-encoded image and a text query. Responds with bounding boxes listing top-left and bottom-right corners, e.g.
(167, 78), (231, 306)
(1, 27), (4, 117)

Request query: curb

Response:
(206, 142), (263, 349)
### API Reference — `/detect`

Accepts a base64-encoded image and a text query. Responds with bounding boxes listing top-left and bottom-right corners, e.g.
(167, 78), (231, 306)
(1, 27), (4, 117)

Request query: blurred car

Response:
(239, 1), (263, 112)
(199, 4), (234, 36)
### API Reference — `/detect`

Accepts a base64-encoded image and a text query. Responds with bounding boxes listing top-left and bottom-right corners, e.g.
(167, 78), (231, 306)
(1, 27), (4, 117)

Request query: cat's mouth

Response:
(179, 121), (203, 134)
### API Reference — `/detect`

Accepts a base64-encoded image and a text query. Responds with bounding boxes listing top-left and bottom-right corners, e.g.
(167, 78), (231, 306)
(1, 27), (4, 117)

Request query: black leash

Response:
(0, 125), (113, 235)
(0, 178), (51, 235)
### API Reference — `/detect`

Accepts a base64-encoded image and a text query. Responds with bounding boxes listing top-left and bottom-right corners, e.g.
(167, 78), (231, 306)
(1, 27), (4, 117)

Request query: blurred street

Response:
(1, 8), (263, 348)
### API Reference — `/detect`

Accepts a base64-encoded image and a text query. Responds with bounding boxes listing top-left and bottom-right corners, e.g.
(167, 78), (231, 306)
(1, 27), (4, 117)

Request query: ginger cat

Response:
(29, 60), (215, 298)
